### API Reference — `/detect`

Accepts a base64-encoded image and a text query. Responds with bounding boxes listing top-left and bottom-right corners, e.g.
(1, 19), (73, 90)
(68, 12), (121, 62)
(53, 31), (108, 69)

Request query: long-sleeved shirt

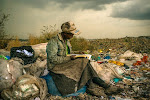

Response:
(46, 33), (72, 70)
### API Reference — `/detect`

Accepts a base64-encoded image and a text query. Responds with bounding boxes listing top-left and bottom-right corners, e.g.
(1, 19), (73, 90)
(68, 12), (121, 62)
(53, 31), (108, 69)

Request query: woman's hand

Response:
(70, 55), (76, 60)
(79, 51), (85, 54)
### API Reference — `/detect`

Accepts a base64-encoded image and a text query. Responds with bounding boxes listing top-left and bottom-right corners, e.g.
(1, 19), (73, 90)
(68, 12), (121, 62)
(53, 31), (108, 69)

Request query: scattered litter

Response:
(0, 45), (150, 99)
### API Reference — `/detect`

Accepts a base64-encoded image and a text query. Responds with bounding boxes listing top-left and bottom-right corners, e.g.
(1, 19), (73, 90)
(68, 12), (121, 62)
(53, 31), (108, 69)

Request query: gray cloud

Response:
(54, 0), (129, 10)
(0, 0), (5, 9)
(111, 0), (150, 20)
(0, 0), (50, 9)
(0, 0), (128, 11)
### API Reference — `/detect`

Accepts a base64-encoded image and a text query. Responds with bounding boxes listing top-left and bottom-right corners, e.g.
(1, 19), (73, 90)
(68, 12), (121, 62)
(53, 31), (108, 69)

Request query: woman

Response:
(46, 21), (122, 97)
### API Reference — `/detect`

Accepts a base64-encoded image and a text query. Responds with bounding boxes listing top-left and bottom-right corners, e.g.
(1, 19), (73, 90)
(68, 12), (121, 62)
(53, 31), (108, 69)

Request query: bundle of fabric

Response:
(1, 74), (48, 100)
(23, 57), (47, 77)
(91, 61), (124, 84)
(119, 50), (143, 61)
(29, 43), (49, 77)
(10, 45), (48, 77)
(0, 58), (23, 92)
(31, 43), (48, 59)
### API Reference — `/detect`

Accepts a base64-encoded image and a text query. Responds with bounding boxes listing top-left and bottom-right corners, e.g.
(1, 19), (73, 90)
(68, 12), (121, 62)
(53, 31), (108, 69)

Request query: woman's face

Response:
(63, 33), (74, 39)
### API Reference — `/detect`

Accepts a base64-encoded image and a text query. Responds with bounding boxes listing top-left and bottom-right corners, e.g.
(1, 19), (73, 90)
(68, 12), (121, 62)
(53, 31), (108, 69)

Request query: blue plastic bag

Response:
(41, 74), (87, 97)
(41, 74), (61, 96)
(6, 56), (11, 60)
(104, 56), (111, 59)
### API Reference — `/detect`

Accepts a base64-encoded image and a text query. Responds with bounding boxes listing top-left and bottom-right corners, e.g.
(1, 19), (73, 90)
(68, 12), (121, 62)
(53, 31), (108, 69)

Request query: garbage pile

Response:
(89, 36), (150, 54)
(90, 50), (150, 100)
(0, 43), (150, 100)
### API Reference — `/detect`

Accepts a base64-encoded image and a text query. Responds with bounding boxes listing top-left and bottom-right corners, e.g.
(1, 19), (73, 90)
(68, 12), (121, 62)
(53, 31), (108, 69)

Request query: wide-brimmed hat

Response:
(61, 21), (81, 35)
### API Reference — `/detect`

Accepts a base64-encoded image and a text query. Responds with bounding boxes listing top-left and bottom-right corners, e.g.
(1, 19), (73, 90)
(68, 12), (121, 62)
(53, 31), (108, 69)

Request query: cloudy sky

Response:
(0, 0), (150, 39)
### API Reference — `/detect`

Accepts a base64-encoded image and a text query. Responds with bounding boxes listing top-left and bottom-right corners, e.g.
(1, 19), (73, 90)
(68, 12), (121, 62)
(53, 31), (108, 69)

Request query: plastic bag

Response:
(0, 58), (23, 92)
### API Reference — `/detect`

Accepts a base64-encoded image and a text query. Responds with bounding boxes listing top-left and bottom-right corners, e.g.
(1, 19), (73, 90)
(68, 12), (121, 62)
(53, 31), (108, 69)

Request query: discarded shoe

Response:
(105, 85), (123, 95)
(86, 82), (107, 98)
(87, 86), (107, 98)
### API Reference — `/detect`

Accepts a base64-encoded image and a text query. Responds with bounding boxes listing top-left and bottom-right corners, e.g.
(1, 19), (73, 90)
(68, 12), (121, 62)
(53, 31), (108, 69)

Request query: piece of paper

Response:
(67, 54), (92, 60)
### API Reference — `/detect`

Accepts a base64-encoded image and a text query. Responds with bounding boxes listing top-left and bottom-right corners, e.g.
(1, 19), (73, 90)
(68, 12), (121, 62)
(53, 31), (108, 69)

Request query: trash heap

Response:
(89, 36), (150, 54)
(90, 50), (150, 100)
(0, 43), (150, 100)
(0, 44), (48, 100)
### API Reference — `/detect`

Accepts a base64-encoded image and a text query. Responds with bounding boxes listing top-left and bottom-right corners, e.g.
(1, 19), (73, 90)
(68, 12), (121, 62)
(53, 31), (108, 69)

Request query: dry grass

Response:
(6, 37), (22, 50)
(28, 34), (40, 45)
(70, 37), (90, 51)
(1, 25), (59, 50)
(0, 40), (9, 49)
(3, 35), (94, 52)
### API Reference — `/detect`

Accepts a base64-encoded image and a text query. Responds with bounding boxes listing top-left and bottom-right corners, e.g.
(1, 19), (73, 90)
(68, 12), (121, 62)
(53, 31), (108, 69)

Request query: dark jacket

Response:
(46, 33), (72, 70)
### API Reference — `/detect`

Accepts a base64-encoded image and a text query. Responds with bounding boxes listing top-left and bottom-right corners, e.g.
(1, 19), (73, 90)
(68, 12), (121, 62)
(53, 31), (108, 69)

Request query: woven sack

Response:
(1, 74), (48, 100)
(0, 58), (23, 92)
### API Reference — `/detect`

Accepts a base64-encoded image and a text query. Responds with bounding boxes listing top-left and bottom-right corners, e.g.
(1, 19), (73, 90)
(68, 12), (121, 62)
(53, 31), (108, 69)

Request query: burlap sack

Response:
(1, 74), (48, 100)
(0, 58), (23, 92)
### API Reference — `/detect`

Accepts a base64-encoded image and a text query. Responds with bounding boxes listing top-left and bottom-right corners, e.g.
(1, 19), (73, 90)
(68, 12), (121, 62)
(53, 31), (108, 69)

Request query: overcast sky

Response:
(0, 0), (150, 39)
